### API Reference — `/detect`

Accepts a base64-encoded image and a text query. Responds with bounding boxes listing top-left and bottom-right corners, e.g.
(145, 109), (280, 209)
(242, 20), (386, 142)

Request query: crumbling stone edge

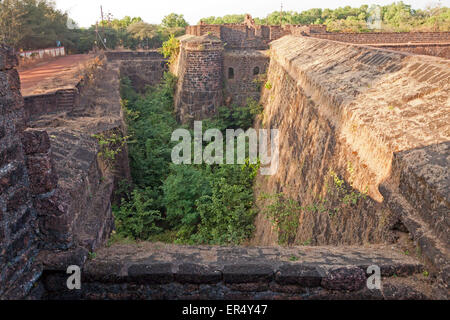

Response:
(40, 259), (427, 300)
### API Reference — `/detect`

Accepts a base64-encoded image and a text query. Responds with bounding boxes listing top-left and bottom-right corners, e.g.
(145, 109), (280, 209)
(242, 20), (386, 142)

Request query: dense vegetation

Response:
(0, 0), (187, 52)
(200, 2), (450, 32)
(2, 1), (448, 52)
(113, 74), (260, 245)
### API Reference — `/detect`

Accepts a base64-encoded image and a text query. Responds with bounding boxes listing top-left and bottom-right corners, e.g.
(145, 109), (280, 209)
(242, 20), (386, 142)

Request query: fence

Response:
(19, 47), (65, 59)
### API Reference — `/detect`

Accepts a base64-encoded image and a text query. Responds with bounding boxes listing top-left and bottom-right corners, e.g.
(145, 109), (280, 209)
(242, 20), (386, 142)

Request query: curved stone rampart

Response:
(253, 36), (448, 286)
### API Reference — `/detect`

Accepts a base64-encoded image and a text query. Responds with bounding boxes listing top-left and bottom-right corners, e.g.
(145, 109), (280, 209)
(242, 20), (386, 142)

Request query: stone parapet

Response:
(42, 243), (432, 300)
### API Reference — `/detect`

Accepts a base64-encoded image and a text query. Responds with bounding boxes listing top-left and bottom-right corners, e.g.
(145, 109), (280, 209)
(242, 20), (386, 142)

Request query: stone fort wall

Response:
(0, 45), (41, 299)
(105, 51), (168, 93)
(42, 243), (429, 300)
(252, 35), (449, 287)
(311, 32), (450, 59)
(1, 23), (449, 299)
(172, 34), (225, 123)
(0, 50), (137, 299)
(186, 21), (450, 58)
(176, 22), (450, 122)
(223, 50), (269, 107)
(310, 31), (450, 44)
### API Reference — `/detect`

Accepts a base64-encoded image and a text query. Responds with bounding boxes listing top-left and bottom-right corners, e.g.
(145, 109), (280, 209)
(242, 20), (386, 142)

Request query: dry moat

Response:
(0, 17), (449, 300)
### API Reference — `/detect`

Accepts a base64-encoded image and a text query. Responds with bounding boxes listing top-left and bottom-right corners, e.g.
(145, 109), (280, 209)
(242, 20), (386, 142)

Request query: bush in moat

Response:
(114, 73), (260, 245)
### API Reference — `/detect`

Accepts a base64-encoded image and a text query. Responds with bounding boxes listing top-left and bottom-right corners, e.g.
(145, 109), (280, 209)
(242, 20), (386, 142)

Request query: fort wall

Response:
(252, 36), (449, 287)
(310, 31), (450, 44)
(309, 32), (450, 58)
(368, 42), (450, 59)
(0, 45), (41, 299)
(172, 34), (224, 123)
(105, 51), (168, 92)
(223, 50), (269, 106)
(187, 21), (450, 58)
(1, 25), (450, 299)
(177, 23), (450, 122)
(1, 49), (134, 299)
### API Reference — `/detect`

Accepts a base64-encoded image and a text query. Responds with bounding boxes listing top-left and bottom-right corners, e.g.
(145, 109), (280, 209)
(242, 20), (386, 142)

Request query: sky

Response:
(54, 0), (448, 28)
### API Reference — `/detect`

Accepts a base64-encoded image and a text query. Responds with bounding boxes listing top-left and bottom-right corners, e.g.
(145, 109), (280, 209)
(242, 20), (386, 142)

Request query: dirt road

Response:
(19, 54), (94, 96)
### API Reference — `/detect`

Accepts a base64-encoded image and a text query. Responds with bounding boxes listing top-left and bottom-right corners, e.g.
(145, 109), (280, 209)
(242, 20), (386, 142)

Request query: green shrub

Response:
(163, 164), (211, 229)
(123, 72), (178, 188)
(116, 73), (260, 244)
(194, 161), (259, 245)
(159, 34), (180, 64)
(260, 193), (302, 246)
(113, 187), (163, 239)
(92, 131), (129, 169)
(202, 97), (261, 132)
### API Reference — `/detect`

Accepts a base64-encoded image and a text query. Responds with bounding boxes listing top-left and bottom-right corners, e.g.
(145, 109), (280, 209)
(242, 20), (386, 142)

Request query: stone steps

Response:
(56, 89), (77, 110)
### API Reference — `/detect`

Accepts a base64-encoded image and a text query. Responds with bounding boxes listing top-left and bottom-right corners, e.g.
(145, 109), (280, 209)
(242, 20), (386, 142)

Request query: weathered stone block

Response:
(0, 144), (20, 168)
(321, 266), (366, 291)
(10, 208), (32, 235)
(175, 263), (222, 284)
(7, 187), (30, 211)
(0, 161), (25, 194)
(128, 263), (174, 284)
(82, 261), (125, 283)
(223, 264), (273, 283)
(21, 130), (51, 155)
(0, 69), (23, 112)
(275, 265), (322, 287)
(25, 154), (58, 194)
(34, 189), (70, 217)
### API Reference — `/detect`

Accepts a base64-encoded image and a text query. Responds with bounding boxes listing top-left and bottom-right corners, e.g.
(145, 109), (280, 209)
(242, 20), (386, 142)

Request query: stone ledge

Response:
(37, 247), (88, 271)
(43, 273), (434, 300)
(175, 263), (222, 284)
(128, 263), (174, 284)
(39, 243), (438, 299)
(275, 265), (322, 287)
(75, 243), (425, 293)
(223, 264), (273, 283)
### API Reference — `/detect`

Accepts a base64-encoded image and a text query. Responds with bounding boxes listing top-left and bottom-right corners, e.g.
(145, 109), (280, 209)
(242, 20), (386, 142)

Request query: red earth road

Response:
(19, 54), (93, 96)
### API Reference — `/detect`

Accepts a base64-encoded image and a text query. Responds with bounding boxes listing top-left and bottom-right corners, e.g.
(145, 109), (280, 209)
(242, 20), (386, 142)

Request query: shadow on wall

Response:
(379, 141), (449, 278)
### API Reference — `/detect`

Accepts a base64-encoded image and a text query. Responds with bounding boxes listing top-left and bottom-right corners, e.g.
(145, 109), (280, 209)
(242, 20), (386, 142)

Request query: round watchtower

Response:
(174, 34), (224, 123)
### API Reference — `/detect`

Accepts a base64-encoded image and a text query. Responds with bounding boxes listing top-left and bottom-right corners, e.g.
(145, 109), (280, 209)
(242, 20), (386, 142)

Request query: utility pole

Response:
(280, 2), (284, 26)
(95, 21), (107, 50)
(99, 5), (107, 50)
(100, 5), (104, 28)
(95, 22), (99, 51)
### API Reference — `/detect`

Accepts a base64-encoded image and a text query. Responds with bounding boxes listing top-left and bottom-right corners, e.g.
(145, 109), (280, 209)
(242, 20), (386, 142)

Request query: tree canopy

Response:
(161, 13), (188, 29)
(0, 1), (188, 52)
(1, 1), (448, 52)
(199, 2), (450, 32)
(0, 0), (73, 50)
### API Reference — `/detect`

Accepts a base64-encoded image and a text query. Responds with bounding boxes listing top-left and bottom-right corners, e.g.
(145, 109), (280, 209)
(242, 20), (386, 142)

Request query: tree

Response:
(99, 16), (142, 29)
(198, 2), (450, 32)
(161, 13), (188, 29)
(0, 0), (73, 50)
(127, 22), (158, 49)
(0, 0), (25, 48)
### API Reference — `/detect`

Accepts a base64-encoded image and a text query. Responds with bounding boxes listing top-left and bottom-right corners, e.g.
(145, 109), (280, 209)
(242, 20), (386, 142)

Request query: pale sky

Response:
(54, 0), (448, 28)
